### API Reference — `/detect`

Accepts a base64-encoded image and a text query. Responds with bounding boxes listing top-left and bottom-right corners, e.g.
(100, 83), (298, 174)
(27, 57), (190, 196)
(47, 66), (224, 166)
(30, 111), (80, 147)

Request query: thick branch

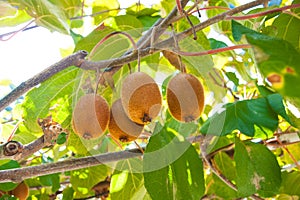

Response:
(0, 136), (46, 161)
(0, 148), (142, 183)
(0, 50), (88, 112)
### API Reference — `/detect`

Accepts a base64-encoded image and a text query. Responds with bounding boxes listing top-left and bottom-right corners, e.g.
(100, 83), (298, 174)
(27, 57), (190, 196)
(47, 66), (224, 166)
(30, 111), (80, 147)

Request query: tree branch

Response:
(156, 0), (265, 49)
(0, 148), (143, 183)
(136, 0), (189, 49)
(0, 1), (265, 112)
(0, 137), (44, 161)
(79, 0), (265, 70)
(0, 50), (88, 112)
(0, 116), (69, 161)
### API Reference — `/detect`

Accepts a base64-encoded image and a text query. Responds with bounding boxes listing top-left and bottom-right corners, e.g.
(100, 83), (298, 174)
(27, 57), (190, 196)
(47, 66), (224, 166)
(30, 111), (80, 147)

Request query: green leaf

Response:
(234, 138), (281, 197)
(206, 174), (238, 199)
(201, 97), (279, 137)
(0, 160), (20, 191)
(39, 173), (60, 192)
(13, 123), (39, 144)
(225, 71), (239, 86)
(92, 0), (119, 25)
(232, 20), (262, 42)
(0, 9), (32, 27)
(232, 20), (300, 108)
(209, 38), (228, 49)
(214, 152), (236, 181)
(110, 158), (147, 200)
(272, 0), (300, 52)
(207, 0), (233, 35)
(50, 0), (82, 18)
(0, 195), (17, 200)
(75, 24), (136, 63)
(104, 15), (143, 38)
(19, 0), (70, 34)
(161, 0), (176, 15)
(56, 132), (67, 145)
(74, 25), (113, 52)
(165, 114), (198, 138)
(143, 124), (205, 200)
(205, 152), (239, 199)
(62, 186), (75, 200)
(70, 165), (108, 198)
(138, 15), (161, 29)
(267, 93), (293, 125)
(180, 37), (214, 75)
(67, 131), (105, 156)
(127, 6), (159, 17)
(176, 15), (211, 50)
(256, 85), (274, 97)
(22, 67), (79, 132)
(280, 171), (300, 196)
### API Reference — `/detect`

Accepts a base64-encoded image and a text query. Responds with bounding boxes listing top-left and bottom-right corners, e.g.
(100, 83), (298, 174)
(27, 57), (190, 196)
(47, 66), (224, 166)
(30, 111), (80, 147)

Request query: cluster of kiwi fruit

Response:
(72, 72), (161, 142)
(72, 69), (204, 143)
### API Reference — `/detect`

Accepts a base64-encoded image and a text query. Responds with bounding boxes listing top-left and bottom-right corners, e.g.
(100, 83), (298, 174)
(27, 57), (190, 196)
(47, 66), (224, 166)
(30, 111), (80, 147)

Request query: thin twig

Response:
(225, 3), (300, 20)
(276, 136), (300, 170)
(0, 20), (35, 41)
(174, 44), (252, 56)
(155, 0), (265, 50)
(200, 141), (264, 200)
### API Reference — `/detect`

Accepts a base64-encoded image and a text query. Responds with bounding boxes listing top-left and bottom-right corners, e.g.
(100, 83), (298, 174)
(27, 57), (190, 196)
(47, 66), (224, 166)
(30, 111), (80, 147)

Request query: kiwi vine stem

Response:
(225, 3), (300, 20)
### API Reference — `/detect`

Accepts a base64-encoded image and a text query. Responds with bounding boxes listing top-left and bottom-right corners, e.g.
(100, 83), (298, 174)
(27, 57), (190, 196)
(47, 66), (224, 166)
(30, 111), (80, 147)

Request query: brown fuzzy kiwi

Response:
(167, 73), (205, 122)
(109, 99), (144, 142)
(9, 182), (29, 200)
(72, 94), (110, 139)
(121, 72), (162, 125)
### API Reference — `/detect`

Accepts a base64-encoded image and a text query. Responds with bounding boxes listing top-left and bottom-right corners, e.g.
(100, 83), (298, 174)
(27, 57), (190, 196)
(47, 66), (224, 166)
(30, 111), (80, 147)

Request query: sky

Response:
(0, 0), (160, 88)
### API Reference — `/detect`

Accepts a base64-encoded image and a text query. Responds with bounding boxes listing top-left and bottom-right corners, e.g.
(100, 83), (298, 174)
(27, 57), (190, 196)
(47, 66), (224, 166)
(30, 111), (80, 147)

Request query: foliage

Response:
(1, 0), (300, 199)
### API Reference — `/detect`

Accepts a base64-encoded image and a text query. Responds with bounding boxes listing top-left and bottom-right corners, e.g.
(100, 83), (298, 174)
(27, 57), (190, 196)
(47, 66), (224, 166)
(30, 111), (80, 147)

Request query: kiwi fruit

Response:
(72, 94), (110, 139)
(9, 182), (29, 200)
(167, 73), (204, 122)
(108, 99), (144, 142)
(121, 72), (162, 125)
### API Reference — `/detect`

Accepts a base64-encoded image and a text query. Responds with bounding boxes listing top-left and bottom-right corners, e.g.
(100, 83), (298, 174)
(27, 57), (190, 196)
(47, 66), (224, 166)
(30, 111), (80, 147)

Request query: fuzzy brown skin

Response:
(121, 72), (162, 125)
(162, 50), (186, 72)
(9, 182), (29, 200)
(109, 99), (144, 142)
(167, 73), (205, 122)
(72, 94), (110, 139)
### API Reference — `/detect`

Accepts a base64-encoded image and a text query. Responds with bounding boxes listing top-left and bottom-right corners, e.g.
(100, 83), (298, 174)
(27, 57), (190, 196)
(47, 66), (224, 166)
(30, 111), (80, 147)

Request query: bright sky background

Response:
(0, 0), (160, 88)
